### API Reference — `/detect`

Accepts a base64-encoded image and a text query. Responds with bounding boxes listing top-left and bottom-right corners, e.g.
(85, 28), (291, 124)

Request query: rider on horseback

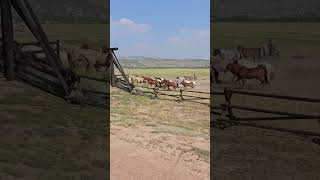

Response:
(212, 49), (224, 84)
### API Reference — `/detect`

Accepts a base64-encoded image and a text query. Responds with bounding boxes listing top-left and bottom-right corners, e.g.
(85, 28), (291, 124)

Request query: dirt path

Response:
(111, 124), (210, 180)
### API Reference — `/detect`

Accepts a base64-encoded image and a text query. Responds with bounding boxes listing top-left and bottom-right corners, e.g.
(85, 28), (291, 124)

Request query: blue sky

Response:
(111, 0), (210, 59)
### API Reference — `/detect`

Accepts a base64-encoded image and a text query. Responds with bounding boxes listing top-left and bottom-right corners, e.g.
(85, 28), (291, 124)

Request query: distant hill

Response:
(118, 56), (210, 68)
(212, 0), (320, 22)
(13, 0), (108, 23)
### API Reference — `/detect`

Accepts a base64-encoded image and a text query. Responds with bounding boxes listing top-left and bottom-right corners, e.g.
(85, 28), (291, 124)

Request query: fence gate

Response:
(0, 0), (75, 99)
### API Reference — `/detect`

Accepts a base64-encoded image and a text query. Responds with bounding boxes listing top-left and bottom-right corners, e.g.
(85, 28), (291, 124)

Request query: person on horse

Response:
(212, 49), (224, 84)
(268, 39), (274, 56)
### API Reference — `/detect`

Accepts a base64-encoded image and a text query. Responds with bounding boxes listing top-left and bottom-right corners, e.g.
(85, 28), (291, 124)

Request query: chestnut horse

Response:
(237, 46), (264, 62)
(224, 60), (244, 82)
(236, 65), (269, 88)
(162, 79), (177, 90)
(225, 61), (269, 88)
(143, 77), (160, 87)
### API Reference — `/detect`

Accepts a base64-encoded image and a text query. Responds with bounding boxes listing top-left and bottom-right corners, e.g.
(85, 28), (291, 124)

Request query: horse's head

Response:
(213, 49), (221, 56)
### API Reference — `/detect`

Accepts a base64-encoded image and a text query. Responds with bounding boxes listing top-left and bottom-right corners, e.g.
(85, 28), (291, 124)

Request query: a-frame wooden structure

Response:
(0, 0), (71, 97)
(108, 47), (133, 92)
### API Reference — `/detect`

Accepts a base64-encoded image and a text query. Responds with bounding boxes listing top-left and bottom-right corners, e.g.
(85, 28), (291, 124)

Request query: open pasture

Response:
(111, 67), (210, 178)
(212, 23), (320, 180)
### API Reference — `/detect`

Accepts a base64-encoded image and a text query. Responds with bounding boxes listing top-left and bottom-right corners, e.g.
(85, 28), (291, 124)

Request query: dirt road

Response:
(111, 124), (210, 180)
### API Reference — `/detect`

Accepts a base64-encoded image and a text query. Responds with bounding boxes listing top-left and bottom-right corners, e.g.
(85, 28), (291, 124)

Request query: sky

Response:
(111, 0), (210, 59)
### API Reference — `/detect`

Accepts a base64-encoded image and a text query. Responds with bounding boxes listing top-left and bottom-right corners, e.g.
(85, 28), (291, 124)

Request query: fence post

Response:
(224, 87), (235, 120)
(179, 89), (184, 101)
(56, 40), (60, 58)
(153, 88), (158, 99)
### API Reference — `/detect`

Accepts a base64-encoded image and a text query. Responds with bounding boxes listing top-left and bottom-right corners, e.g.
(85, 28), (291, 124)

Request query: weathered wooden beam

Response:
(111, 51), (132, 92)
(1, 0), (15, 80)
(215, 118), (320, 137)
(236, 116), (316, 121)
(220, 104), (320, 119)
(79, 75), (106, 83)
(19, 41), (58, 46)
(11, 0), (70, 95)
(229, 89), (320, 103)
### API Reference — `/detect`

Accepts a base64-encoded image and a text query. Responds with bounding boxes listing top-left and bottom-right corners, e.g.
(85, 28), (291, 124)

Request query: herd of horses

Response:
(124, 74), (197, 91)
(214, 41), (278, 88)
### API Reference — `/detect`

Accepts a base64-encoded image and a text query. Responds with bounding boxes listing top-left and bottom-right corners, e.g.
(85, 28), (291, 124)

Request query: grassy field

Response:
(122, 68), (210, 80)
(111, 67), (210, 165)
(16, 24), (109, 47)
(212, 23), (320, 179)
(0, 80), (107, 179)
(212, 23), (320, 56)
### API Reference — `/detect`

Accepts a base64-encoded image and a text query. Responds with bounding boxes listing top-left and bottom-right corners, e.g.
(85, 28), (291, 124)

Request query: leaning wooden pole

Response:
(111, 50), (132, 92)
(11, 0), (70, 95)
(1, 0), (15, 81)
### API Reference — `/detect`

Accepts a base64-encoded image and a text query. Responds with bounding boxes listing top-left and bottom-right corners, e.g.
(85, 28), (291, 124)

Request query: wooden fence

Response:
(20, 40), (60, 57)
(69, 74), (108, 108)
(133, 84), (210, 106)
(212, 87), (320, 137)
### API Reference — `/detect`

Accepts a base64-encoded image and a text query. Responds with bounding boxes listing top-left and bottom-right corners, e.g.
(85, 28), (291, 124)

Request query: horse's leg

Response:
(232, 75), (236, 82)
(242, 79), (245, 89)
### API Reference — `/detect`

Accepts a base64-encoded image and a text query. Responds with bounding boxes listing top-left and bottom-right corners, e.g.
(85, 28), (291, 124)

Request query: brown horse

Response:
(144, 77), (160, 87)
(237, 46), (263, 62)
(236, 65), (269, 88)
(162, 79), (177, 90)
(224, 60), (244, 82)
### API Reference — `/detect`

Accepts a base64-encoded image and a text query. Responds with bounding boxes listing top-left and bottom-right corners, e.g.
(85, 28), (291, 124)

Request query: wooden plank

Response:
(79, 75), (106, 83)
(23, 48), (58, 54)
(19, 41), (58, 46)
(236, 116), (316, 121)
(220, 104), (320, 119)
(183, 90), (210, 94)
(229, 89), (320, 103)
(215, 118), (320, 137)
(1, 0), (15, 80)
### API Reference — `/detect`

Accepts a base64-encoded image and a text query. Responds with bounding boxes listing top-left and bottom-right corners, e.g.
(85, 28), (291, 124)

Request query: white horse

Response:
(214, 48), (241, 61)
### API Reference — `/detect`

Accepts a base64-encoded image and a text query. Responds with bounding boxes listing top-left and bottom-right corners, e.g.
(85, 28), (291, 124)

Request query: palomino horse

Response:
(162, 79), (177, 90)
(237, 46), (264, 62)
(181, 80), (196, 88)
(128, 75), (144, 84)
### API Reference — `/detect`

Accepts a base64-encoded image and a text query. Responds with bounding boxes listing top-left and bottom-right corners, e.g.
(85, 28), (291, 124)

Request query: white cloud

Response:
(167, 28), (209, 49)
(111, 17), (152, 36)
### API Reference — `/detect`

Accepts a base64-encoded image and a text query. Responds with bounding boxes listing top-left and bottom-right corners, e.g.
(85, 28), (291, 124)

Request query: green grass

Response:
(18, 24), (109, 47)
(123, 68), (209, 80)
(0, 81), (107, 178)
(212, 23), (320, 55)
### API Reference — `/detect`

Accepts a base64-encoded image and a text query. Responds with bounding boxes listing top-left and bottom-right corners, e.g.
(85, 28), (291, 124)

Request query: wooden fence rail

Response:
(132, 85), (210, 105)
(212, 87), (320, 137)
(20, 40), (60, 57)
